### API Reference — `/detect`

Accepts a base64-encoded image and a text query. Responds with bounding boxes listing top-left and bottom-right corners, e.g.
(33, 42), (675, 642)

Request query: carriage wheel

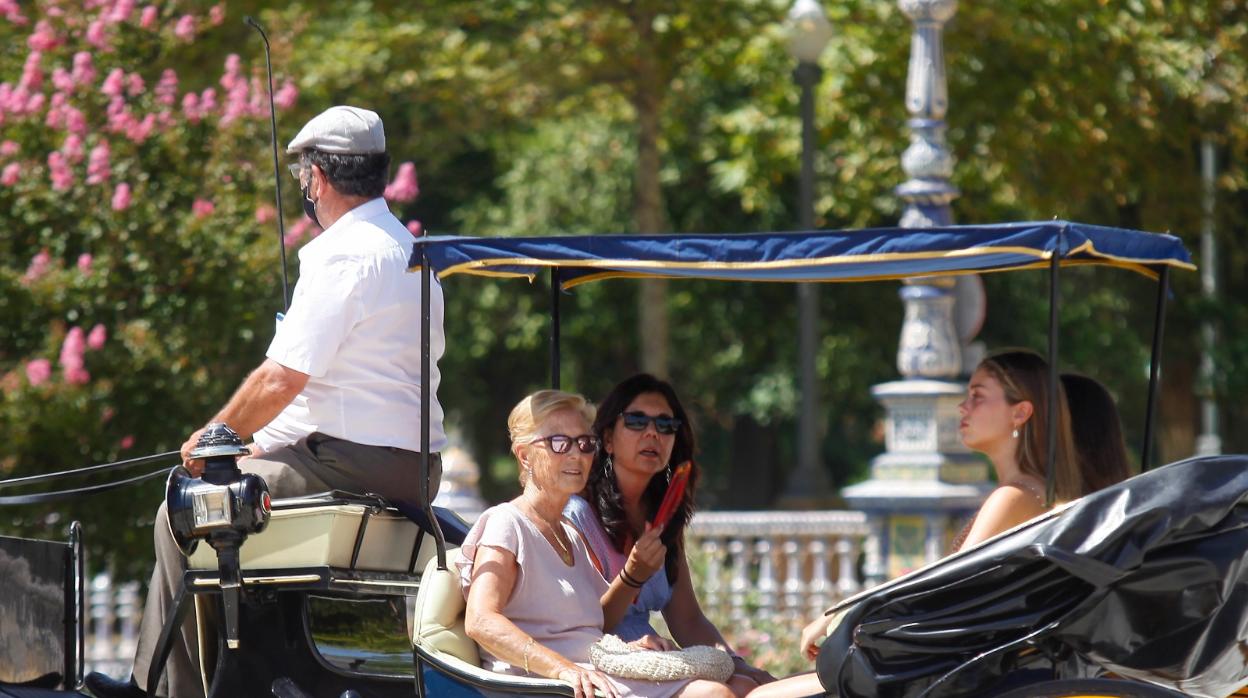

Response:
(989, 677), (1187, 698)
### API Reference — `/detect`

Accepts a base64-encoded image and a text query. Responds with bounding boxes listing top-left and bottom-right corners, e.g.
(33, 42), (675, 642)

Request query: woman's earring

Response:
(665, 465), (673, 484)
(1012, 428), (1019, 439)
(604, 455), (613, 479)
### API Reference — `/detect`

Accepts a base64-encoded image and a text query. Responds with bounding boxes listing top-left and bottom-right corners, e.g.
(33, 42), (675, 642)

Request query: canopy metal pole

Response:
(550, 269), (561, 390)
(1141, 266), (1170, 471)
(1045, 238), (1061, 507)
(421, 241), (446, 570)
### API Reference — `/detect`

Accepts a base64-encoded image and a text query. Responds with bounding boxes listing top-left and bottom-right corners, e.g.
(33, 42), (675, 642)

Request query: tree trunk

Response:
(631, 5), (669, 378)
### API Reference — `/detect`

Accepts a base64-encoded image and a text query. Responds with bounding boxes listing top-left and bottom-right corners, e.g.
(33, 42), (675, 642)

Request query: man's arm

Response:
(180, 358), (309, 466)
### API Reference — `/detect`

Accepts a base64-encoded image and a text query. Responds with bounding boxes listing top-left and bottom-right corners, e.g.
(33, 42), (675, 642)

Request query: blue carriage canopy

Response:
(410, 220), (1194, 287)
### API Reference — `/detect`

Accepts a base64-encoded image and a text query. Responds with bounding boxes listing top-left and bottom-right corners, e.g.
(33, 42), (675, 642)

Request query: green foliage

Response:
(0, 1), (297, 576)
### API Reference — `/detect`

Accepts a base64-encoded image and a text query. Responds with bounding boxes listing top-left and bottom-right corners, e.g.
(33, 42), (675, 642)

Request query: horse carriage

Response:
(2, 221), (1245, 698)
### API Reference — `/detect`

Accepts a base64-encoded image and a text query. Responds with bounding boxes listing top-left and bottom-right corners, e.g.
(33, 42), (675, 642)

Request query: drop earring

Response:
(1012, 428), (1019, 439)
(604, 455), (614, 479)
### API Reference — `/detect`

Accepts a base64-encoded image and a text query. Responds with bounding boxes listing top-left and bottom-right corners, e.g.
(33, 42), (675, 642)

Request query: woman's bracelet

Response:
(619, 568), (646, 588)
(522, 637), (534, 675)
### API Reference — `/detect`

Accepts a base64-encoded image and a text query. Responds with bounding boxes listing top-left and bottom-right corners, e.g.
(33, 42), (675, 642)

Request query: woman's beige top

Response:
(457, 502), (694, 697)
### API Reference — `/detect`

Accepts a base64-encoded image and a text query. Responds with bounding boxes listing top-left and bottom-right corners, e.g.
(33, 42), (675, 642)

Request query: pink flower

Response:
(191, 198), (214, 218)
(274, 79), (298, 110)
(59, 326), (86, 381)
(85, 18), (108, 49)
(221, 54), (242, 87)
(283, 217), (313, 247)
(126, 113), (155, 142)
(25, 91), (45, 113)
(221, 91), (247, 126)
(406, 220), (423, 237)
(61, 134), (84, 163)
(64, 106), (86, 134)
(1, 163), (19, 186)
(101, 68), (124, 98)
(51, 67), (74, 92)
(86, 141), (111, 184)
(255, 203), (276, 224)
(25, 359), (52, 386)
(109, 0), (135, 23)
(111, 182), (131, 210)
(384, 162), (420, 202)
(24, 249), (51, 283)
(173, 14), (195, 41)
(28, 20), (60, 51)
(119, 435), (135, 449)
(77, 253), (93, 274)
(87, 324), (107, 349)
(47, 151), (73, 190)
(208, 4), (225, 26)
(0, 140), (19, 156)
(19, 51), (43, 91)
(155, 69), (177, 106)
(0, 0), (27, 25)
(126, 72), (145, 97)
(199, 87), (216, 113)
(71, 52), (96, 88)
(181, 91), (201, 122)
(139, 5), (157, 29)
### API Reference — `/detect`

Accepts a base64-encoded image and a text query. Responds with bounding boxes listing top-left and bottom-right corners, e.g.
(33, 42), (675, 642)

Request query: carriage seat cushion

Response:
(412, 547), (480, 666)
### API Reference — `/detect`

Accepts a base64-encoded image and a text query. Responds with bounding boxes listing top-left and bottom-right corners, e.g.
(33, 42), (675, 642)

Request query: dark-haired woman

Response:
(564, 374), (775, 697)
(1061, 372), (1133, 491)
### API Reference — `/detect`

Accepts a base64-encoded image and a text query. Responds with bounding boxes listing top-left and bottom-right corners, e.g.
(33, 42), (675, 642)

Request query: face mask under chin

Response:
(301, 182), (320, 228)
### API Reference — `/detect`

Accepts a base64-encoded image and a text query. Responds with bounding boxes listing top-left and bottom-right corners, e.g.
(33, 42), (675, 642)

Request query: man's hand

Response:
(181, 426), (208, 477)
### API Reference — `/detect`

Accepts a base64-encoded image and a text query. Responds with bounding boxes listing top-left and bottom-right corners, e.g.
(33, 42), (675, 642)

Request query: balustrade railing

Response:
(686, 510), (875, 620)
(84, 573), (140, 680)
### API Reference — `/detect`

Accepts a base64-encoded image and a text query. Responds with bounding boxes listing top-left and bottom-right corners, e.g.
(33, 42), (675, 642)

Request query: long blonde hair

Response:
(977, 350), (1084, 502)
(507, 389), (596, 486)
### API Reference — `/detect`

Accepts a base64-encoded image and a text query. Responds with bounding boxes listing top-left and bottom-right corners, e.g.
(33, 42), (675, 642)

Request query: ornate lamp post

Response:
(779, 0), (834, 508)
(842, 0), (992, 585)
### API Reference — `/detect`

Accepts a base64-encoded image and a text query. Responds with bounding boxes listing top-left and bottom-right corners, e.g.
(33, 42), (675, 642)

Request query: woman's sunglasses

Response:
(531, 434), (600, 454)
(620, 411), (682, 435)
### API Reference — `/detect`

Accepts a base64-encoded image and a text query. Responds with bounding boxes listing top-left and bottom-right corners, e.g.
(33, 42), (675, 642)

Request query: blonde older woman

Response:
(459, 389), (736, 698)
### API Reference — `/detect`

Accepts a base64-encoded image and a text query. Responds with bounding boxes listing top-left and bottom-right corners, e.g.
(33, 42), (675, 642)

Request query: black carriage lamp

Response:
(166, 422), (271, 649)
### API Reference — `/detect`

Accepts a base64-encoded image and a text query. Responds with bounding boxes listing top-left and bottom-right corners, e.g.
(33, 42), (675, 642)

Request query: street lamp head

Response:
(786, 0), (834, 64)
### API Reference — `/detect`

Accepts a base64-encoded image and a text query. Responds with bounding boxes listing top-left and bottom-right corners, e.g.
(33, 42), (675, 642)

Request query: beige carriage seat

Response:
(411, 547), (583, 692)
(187, 495), (433, 572)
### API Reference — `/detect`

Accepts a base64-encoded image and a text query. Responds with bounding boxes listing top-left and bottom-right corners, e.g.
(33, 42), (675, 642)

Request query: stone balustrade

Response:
(686, 510), (876, 620)
(85, 572), (141, 679)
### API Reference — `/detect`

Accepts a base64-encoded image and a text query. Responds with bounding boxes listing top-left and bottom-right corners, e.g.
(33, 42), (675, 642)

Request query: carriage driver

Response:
(86, 105), (448, 698)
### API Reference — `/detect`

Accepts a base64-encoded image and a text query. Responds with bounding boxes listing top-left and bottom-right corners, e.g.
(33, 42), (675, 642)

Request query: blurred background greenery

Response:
(2, 0), (1246, 579)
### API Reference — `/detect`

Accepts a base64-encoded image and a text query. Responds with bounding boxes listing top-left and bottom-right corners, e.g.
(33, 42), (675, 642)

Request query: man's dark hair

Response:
(301, 149), (390, 198)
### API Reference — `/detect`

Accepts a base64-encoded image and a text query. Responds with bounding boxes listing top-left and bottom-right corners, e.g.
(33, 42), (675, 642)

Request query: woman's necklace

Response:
(519, 502), (574, 565)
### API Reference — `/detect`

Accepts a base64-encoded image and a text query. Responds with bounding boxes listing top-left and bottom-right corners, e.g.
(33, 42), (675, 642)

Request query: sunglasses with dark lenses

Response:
(532, 434), (600, 454)
(620, 411), (682, 435)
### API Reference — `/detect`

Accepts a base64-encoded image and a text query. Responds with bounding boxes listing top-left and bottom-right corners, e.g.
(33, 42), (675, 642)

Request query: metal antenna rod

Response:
(244, 16), (290, 313)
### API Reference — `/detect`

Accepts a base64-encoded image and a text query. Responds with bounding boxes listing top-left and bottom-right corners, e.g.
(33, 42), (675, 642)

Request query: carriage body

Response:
(4, 221), (1237, 698)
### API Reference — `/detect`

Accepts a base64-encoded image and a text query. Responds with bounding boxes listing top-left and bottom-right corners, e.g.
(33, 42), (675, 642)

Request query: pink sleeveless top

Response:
(457, 502), (694, 698)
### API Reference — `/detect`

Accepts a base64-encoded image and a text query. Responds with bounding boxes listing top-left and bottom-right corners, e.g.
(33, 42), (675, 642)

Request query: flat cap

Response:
(286, 105), (386, 154)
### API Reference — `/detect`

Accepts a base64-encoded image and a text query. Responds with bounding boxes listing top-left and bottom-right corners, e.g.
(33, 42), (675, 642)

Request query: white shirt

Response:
(253, 198), (447, 454)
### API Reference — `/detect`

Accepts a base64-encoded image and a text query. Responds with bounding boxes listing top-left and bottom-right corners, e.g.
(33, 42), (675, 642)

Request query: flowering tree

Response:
(0, 0), (311, 575)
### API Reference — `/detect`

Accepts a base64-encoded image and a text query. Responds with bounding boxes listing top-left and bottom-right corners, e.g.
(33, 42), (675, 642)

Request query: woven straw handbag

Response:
(589, 634), (734, 683)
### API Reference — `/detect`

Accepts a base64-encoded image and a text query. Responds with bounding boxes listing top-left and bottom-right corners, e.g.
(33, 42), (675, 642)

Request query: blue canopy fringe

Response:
(410, 220), (1193, 288)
